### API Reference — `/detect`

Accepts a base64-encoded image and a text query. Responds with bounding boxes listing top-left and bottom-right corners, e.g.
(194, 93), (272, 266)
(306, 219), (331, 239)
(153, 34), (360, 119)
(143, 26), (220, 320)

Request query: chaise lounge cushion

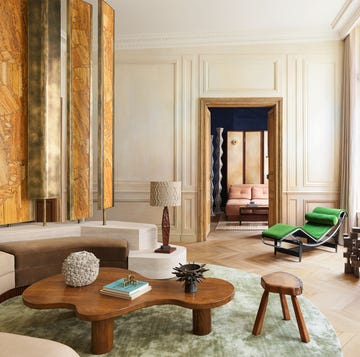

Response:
(0, 237), (128, 287)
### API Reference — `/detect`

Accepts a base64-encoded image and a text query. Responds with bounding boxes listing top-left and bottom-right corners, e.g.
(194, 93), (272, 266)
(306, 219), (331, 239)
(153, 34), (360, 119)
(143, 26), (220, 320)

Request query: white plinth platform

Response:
(80, 221), (158, 251)
(129, 245), (187, 279)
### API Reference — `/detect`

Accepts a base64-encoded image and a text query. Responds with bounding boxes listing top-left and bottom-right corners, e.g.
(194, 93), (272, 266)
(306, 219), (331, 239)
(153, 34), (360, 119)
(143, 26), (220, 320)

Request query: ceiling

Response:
(106, 0), (360, 49)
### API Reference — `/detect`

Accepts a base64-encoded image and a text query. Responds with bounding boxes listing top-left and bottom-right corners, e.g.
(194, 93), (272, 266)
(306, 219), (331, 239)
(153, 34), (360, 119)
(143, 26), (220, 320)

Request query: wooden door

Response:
(204, 107), (211, 236)
(267, 107), (276, 226)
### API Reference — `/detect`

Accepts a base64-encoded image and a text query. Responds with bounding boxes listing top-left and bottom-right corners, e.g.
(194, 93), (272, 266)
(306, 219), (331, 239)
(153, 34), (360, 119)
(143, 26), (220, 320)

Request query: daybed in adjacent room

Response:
(225, 184), (268, 221)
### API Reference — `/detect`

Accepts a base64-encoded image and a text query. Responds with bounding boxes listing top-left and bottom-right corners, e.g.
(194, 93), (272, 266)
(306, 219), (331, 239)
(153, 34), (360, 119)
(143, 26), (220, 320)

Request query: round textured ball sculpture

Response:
(62, 251), (100, 287)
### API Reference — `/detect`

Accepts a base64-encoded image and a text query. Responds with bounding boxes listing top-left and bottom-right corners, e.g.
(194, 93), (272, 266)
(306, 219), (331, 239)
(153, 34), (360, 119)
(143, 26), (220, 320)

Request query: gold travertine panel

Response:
(245, 131), (263, 183)
(0, 0), (33, 224)
(227, 131), (244, 189)
(67, 0), (92, 220)
(28, 0), (61, 199)
(227, 131), (265, 186)
(98, 0), (114, 210)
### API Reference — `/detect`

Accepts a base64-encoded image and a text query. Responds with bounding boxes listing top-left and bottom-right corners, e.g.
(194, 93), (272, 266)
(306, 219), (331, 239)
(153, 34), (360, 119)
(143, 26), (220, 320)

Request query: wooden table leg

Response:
(193, 309), (211, 335)
(91, 318), (114, 354)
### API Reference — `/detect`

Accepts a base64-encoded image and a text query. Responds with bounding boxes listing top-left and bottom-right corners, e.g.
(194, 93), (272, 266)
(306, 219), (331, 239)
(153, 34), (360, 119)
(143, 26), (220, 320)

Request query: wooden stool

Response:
(252, 271), (310, 343)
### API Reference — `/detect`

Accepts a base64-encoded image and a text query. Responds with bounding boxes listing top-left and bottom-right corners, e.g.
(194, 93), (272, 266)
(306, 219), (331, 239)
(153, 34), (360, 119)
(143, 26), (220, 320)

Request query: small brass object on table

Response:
(122, 274), (138, 287)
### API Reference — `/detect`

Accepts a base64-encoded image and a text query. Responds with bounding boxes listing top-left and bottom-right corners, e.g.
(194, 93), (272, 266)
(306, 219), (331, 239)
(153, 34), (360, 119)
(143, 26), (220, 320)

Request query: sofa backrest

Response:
(252, 185), (268, 199)
(228, 184), (268, 200)
(228, 184), (252, 199)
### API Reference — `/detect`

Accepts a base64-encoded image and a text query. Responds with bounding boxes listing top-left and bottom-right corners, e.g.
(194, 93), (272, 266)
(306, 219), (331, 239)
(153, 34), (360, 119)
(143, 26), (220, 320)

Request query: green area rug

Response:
(0, 265), (342, 357)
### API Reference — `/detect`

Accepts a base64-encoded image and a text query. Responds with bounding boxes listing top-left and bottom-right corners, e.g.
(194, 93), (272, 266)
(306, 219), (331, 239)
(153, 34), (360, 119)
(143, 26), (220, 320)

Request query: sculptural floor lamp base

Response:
(155, 206), (176, 254)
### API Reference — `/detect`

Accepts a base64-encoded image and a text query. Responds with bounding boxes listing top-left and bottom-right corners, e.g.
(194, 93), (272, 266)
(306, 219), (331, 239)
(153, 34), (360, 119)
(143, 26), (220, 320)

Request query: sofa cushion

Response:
(0, 332), (80, 357)
(228, 185), (252, 199)
(251, 185), (268, 199)
(225, 199), (250, 217)
(251, 199), (269, 206)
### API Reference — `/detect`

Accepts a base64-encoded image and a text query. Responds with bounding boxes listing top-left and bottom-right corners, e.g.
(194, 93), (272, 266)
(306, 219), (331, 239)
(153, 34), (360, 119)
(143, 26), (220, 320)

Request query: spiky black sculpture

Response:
(172, 263), (208, 293)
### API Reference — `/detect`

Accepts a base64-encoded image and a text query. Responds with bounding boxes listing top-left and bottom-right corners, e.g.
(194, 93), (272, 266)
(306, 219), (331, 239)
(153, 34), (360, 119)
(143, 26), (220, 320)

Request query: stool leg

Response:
(252, 291), (269, 336)
(291, 296), (310, 343)
(279, 293), (290, 320)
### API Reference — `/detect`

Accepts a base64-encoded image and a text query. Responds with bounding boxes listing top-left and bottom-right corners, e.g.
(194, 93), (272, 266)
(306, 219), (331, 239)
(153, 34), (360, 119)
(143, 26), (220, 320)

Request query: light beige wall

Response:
(90, 41), (343, 242)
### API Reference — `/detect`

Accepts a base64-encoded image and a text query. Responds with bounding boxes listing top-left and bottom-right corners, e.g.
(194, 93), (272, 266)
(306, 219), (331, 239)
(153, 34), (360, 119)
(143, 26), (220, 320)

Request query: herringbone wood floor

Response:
(178, 223), (360, 357)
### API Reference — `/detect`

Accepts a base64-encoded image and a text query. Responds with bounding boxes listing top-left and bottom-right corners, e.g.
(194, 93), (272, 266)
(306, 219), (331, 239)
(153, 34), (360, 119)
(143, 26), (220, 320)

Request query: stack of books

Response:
(100, 277), (152, 300)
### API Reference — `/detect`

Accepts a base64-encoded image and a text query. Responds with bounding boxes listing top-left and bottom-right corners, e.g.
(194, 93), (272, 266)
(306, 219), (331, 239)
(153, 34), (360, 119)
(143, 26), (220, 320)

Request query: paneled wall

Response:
(90, 41), (343, 242)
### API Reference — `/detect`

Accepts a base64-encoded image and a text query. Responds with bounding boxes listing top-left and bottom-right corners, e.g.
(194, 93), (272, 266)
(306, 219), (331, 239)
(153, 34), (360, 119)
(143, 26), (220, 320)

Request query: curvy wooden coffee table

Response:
(22, 267), (234, 354)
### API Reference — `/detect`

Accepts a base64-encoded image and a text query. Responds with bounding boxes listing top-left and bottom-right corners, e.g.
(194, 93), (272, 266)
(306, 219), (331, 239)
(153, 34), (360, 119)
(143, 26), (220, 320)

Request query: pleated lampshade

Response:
(150, 181), (181, 207)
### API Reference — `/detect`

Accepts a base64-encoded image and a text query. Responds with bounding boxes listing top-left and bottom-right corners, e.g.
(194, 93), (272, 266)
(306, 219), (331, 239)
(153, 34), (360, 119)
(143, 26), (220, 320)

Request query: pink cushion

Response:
(252, 185), (268, 199)
(228, 186), (251, 199)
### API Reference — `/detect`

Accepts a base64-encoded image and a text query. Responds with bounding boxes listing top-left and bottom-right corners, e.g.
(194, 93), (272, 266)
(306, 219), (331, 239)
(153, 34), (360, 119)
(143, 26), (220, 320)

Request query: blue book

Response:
(102, 278), (149, 296)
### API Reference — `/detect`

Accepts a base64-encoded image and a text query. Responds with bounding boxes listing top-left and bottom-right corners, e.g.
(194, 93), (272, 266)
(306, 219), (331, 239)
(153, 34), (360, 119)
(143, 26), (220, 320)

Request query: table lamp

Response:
(150, 181), (181, 253)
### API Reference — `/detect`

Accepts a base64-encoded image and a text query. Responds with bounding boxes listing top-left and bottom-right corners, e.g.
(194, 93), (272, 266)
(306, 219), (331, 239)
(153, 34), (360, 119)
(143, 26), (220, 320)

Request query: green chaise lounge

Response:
(261, 207), (347, 261)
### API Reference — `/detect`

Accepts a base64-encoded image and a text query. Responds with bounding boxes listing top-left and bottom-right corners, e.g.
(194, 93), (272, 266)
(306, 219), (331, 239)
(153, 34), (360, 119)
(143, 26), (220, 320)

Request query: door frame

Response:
(198, 97), (283, 241)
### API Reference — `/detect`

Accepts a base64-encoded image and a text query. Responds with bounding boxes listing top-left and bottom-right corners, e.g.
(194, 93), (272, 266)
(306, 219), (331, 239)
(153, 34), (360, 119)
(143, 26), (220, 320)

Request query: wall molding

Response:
(116, 29), (340, 50)
(331, 0), (360, 38)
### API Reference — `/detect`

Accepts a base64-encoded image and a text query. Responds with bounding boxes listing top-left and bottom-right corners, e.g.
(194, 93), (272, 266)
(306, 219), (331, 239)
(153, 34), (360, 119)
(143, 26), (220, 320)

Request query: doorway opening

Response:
(198, 98), (283, 241)
(210, 107), (269, 225)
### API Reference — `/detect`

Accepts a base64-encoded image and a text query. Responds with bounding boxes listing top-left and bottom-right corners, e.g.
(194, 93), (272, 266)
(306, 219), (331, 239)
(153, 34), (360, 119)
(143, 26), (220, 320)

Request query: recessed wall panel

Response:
(200, 54), (281, 96)
(117, 62), (176, 181)
(305, 61), (337, 186)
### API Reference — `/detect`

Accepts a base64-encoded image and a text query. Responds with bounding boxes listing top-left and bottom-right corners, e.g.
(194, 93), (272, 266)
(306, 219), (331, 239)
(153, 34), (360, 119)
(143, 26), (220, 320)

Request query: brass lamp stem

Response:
(43, 199), (47, 226)
(103, 208), (107, 226)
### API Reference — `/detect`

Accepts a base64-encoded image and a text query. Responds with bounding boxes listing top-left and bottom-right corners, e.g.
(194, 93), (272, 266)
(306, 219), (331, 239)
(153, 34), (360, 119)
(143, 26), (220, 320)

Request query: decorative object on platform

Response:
(150, 181), (181, 254)
(343, 227), (360, 278)
(62, 251), (99, 287)
(214, 127), (224, 214)
(67, 0), (93, 221)
(28, 0), (61, 201)
(210, 135), (215, 217)
(172, 263), (208, 293)
(98, 0), (115, 225)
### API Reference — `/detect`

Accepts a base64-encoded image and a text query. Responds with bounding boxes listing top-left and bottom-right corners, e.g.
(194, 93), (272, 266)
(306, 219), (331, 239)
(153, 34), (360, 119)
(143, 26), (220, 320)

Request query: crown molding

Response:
(116, 28), (341, 50)
(332, 0), (360, 38)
